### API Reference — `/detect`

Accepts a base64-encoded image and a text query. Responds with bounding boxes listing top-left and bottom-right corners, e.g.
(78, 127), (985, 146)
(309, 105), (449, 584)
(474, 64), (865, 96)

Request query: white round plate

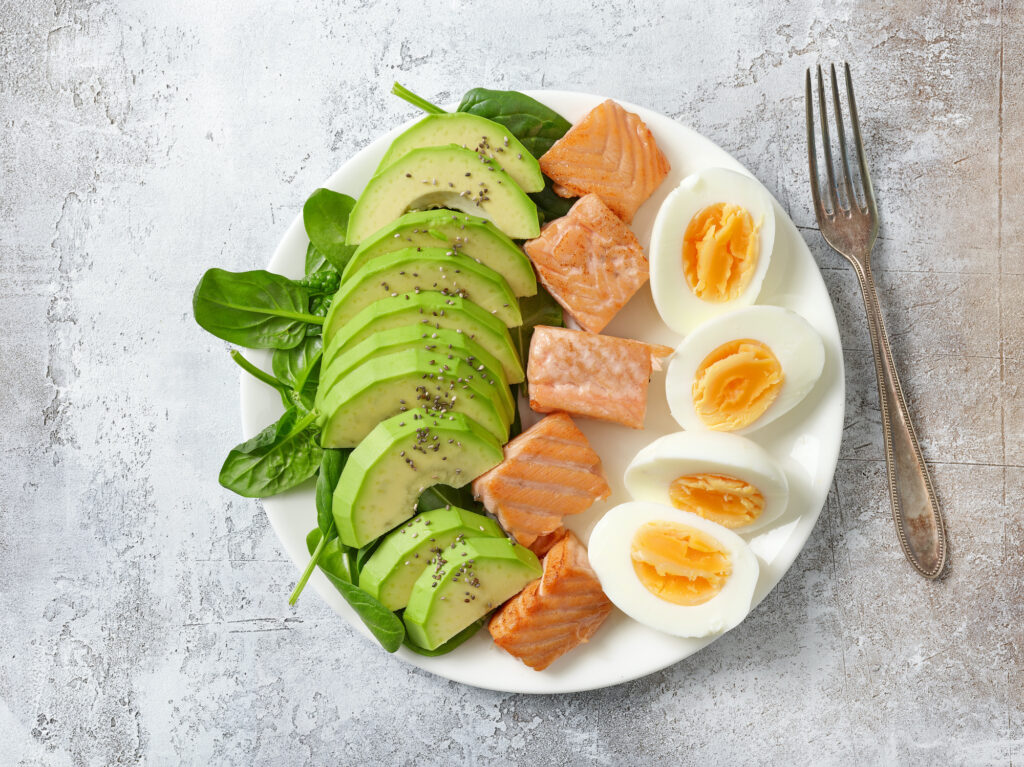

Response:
(239, 91), (844, 694)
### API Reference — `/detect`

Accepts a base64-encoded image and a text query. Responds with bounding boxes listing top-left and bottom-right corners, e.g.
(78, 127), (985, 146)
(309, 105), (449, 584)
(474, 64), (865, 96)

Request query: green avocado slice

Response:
(344, 210), (537, 297)
(332, 410), (503, 548)
(323, 248), (522, 334)
(316, 349), (510, 448)
(358, 507), (504, 610)
(347, 146), (540, 243)
(323, 292), (524, 384)
(403, 537), (542, 650)
(318, 325), (514, 424)
(376, 113), (545, 193)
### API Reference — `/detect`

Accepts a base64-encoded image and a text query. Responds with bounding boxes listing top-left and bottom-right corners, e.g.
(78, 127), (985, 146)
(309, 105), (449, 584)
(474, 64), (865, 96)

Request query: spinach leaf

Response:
(530, 176), (578, 224)
(193, 268), (320, 349)
(355, 539), (381, 575)
(218, 406), (322, 497)
(511, 288), (564, 364)
(272, 334), (323, 410)
(305, 242), (331, 277)
(456, 88), (572, 159)
(402, 617), (486, 657)
(304, 528), (405, 653)
(391, 82), (445, 115)
(416, 484), (480, 513)
(303, 189), (357, 271)
(315, 449), (348, 535)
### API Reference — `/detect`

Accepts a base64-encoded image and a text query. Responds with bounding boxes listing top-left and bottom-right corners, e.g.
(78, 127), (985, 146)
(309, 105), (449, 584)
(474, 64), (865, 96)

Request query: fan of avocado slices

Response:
(191, 83), (570, 655)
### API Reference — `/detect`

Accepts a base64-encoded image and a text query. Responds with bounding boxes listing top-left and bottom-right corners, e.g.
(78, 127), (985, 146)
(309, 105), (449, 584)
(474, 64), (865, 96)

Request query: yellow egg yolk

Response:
(631, 521), (732, 606)
(692, 339), (784, 431)
(668, 473), (765, 529)
(682, 203), (761, 302)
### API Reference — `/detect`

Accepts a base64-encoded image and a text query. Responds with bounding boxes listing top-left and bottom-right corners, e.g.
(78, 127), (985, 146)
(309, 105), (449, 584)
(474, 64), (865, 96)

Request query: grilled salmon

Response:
(539, 99), (670, 224)
(472, 412), (610, 547)
(527, 528), (568, 557)
(527, 326), (673, 429)
(490, 531), (612, 671)
(524, 194), (649, 333)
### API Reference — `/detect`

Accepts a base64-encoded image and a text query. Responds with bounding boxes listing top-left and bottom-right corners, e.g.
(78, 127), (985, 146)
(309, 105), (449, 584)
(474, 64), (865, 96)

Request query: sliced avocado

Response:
(345, 210), (537, 297)
(319, 325), (514, 423)
(324, 292), (524, 384)
(404, 537), (542, 650)
(323, 248), (522, 334)
(359, 507), (504, 610)
(316, 349), (511, 448)
(376, 113), (545, 193)
(332, 410), (503, 548)
(347, 146), (540, 243)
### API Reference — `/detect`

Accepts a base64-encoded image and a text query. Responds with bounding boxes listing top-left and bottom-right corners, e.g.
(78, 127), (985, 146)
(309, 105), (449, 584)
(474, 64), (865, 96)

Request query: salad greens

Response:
(302, 189), (358, 270)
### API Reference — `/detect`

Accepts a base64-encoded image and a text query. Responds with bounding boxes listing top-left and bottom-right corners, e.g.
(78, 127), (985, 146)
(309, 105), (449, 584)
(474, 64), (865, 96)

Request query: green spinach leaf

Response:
(315, 449), (348, 535)
(511, 288), (564, 364)
(456, 88), (572, 159)
(416, 484), (481, 514)
(305, 242), (331, 277)
(530, 176), (578, 224)
(402, 617), (486, 657)
(304, 528), (405, 652)
(272, 334), (323, 409)
(218, 406), (322, 497)
(303, 189), (357, 271)
(193, 268), (320, 349)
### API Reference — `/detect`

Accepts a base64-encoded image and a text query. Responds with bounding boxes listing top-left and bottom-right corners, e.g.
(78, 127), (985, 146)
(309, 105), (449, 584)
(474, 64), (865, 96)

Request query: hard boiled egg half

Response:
(650, 167), (777, 335)
(667, 305), (825, 434)
(625, 431), (789, 535)
(588, 501), (759, 638)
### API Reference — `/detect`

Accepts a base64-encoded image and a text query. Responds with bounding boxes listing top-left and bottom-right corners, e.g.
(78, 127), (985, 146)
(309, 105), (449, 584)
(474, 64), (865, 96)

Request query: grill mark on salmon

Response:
(524, 194), (649, 333)
(527, 326), (674, 429)
(539, 99), (670, 224)
(489, 531), (612, 671)
(472, 412), (610, 547)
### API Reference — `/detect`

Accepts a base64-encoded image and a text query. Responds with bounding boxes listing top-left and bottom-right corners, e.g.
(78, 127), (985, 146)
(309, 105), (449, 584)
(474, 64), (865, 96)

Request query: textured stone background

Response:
(1, 0), (1021, 764)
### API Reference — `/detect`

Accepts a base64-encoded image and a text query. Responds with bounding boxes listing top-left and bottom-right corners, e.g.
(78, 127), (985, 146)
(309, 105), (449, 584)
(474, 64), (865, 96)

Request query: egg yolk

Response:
(668, 473), (765, 529)
(692, 339), (784, 431)
(682, 203), (761, 303)
(631, 521), (732, 606)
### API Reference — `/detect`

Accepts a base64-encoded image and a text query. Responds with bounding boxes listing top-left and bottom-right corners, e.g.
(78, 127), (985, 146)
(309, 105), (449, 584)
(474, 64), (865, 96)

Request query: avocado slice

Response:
(323, 248), (522, 334)
(319, 325), (515, 423)
(323, 292), (524, 384)
(316, 349), (511, 448)
(344, 210), (537, 297)
(333, 410), (503, 548)
(376, 113), (545, 193)
(347, 146), (540, 243)
(404, 537), (542, 650)
(359, 507), (504, 610)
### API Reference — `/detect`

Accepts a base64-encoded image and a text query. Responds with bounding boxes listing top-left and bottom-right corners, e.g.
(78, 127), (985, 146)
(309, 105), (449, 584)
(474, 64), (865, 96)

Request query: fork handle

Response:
(853, 262), (947, 578)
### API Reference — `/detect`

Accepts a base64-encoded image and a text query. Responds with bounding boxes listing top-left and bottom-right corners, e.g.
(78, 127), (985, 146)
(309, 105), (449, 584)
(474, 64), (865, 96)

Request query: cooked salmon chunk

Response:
(539, 99), (670, 223)
(524, 194), (649, 333)
(490, 531), (612, 671)
(527, 326), (673, 429)
(472, 412), (610, 547)
(527, 528), (568, 557)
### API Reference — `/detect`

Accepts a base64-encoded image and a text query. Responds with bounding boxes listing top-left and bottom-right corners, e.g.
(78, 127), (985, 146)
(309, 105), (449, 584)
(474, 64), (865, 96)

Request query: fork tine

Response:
(805, 69), (827, 220)
(843, 62), (876, 215)
(816, 65), (842, 214)
(829, 63), (858, 211)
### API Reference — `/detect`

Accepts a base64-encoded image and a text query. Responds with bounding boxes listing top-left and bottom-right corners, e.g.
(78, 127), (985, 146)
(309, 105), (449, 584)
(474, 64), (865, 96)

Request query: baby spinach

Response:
(530, 177), (578, 224)
(303, 528), (406, 653)
(193, 268), (322, 349)
(272, 335), (323, 410)
(315, 448), (348, 535)
(391, 81), (445, 115)
(402, 617), (486, 657)
(511, 288), (564, 364)
(218, 406), (322, 497)
(305, 242), (332, 277)
(417, 484), (481, 514)
(456, 87), (572, 159)
(303, 189), (357, 271)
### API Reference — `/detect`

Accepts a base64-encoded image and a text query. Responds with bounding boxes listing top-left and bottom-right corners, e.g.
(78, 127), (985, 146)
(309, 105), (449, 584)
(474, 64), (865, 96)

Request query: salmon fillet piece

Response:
(527, 326), (673, 429)
(539, 99), (670, 223)
(527, 528), (568, 557)
(524, 194), (649, 333)
(490, 531), (613, 671)
(472, 412), (610, 547)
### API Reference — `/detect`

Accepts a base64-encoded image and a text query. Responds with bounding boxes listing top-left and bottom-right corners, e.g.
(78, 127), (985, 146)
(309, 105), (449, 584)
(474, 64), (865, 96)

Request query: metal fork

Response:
(805, 63), (947, 579)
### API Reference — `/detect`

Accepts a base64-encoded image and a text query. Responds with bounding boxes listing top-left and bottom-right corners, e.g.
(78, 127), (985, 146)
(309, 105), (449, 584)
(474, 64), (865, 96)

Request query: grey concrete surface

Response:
(1, 1), (1021, 764)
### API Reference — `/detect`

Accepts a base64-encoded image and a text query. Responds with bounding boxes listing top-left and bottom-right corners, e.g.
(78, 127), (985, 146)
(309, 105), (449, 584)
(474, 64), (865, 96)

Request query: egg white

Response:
(624, 431), (789, 536)
(588, 501), (760, 638)
(666, 305), (825, 435)
(649, 167), (777, 335)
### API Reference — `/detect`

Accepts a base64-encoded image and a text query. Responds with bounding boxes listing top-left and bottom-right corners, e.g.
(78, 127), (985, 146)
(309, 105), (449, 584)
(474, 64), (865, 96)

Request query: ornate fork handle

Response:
(853, 259), (946, 578)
